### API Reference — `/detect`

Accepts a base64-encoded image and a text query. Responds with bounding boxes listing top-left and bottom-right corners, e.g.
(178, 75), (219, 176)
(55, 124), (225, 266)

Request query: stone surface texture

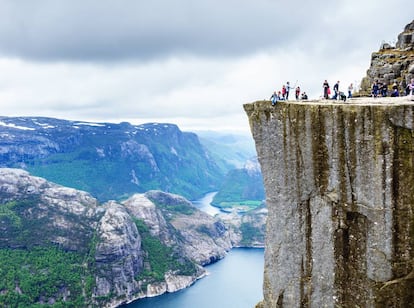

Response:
(360, 19), (414, 95)
(245, 98), (414, 307)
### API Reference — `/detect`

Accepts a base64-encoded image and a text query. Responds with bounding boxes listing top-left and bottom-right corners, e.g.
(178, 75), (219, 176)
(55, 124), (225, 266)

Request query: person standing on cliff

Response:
(372, 80), (379, 98)
(281, 85), (287, 100)
(332, 81), (340, 100)
(286, 81), (291, 100)
(323, 80), (330, 99)
(295, 86), (301, 100)
(409, 78), (414, 100)
(348, 83), (353, 98)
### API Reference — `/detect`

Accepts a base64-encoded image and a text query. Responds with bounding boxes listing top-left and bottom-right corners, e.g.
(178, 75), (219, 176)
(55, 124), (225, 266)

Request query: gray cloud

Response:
(0, 0), (412, 133)
(0, 0), (355, 62)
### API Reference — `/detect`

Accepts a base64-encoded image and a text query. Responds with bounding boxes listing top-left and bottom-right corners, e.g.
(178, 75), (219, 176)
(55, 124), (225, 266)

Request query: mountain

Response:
(0, 117), (225, 201)
(0, 168), (234, 307)
(245, 98), (414, 307)
(211, 157), (265, 212)
(196, 131), (265, 209)
(359, 19), (414, 95)
(196, 130), (256, 169)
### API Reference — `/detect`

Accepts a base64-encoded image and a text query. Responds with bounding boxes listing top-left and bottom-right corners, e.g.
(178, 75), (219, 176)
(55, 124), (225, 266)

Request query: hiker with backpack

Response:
(332, 81), (340, 100)
(323, 80), (330, 99)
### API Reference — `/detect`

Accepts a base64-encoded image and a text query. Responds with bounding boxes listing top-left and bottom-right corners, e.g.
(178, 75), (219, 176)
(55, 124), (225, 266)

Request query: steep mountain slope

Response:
(0, 168), (234, 307)
(212, 157), (265, 211)
(196, 130), (256, 169)
(0, 117), (224, 201)
(197, 131), (265, 208)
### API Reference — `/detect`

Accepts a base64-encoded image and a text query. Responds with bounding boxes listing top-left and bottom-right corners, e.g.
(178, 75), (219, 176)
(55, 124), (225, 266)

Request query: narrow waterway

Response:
(124, 193), (265, 308)
(191, 191), (221, 216)
(126, 248), (264, 308)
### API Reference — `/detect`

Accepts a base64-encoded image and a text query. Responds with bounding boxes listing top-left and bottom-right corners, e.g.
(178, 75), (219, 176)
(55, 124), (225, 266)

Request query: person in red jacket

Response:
(323, 80), (330, 99)
(281, 85), (287, 100)
(295, 86), (301, 100)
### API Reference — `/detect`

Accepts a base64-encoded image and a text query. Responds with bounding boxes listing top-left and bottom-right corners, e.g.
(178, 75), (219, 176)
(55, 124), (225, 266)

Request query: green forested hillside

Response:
(0, 118), (225, 201)
(0, 247), (95, 307)
(212, 167), (265, 211)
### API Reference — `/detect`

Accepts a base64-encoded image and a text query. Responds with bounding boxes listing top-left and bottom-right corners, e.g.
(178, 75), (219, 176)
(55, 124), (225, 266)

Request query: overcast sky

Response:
(0, 1), (412, 133)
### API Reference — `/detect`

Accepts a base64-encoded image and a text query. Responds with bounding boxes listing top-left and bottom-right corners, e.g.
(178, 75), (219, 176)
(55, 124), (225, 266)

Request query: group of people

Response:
(270, 81), (308, 106)
(371, 79), (414, 98)
(270, 78), (414, 106)
(322, 80), (353, 101)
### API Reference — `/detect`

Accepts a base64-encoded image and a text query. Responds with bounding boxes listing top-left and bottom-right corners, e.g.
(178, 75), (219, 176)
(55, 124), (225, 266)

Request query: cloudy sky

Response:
(0, 1), (412, 133)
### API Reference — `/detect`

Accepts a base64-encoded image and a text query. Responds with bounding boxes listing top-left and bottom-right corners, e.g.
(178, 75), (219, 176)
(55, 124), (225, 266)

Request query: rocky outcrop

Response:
(0, 168), (234, 307)
(0, 168), (101, 252)
(360, 19), (414, 95)
(218, 206), (267, 248)
(245, 98), (414, 307)
(125, 190), (234, 265)
(94, 202), (143, 303)
(396, 19), (414, 49)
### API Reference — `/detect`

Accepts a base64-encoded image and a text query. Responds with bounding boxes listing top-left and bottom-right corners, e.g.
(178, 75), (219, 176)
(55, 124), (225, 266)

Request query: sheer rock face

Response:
(94, 201), (143, 301)
(244, 99), (414, 307)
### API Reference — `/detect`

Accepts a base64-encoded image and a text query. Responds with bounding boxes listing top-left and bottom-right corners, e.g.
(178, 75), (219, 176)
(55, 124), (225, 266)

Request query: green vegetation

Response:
(239, 223), (264, 246)
(0, 246), (94, 307)
(149, 200), (195, 216)
(0, 201), (22, 227)
(15, 123), (227, 202)
(0, 198), (93, 252)
(212, 168), (264, 211)
(134, 219), (197, 285)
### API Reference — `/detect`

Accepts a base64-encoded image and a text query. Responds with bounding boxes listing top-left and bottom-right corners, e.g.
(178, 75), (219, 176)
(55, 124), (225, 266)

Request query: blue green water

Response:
(124, 193), (264, 308)
(125, 248), (264, 308)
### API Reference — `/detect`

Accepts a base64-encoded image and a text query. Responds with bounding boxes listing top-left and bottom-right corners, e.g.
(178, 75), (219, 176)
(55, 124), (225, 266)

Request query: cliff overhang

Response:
(245, 98), (414, 307)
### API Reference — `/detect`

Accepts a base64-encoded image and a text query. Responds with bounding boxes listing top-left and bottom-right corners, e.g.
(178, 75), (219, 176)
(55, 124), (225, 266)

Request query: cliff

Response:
(359, 19), (414, 95)
(0, 168), (233, 307)
(244, 98), (414, 307)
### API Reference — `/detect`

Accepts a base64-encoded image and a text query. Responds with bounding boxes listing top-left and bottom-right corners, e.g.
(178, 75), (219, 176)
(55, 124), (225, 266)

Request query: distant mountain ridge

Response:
(0, 117), (225, 201)
(196, 130), (256, 169)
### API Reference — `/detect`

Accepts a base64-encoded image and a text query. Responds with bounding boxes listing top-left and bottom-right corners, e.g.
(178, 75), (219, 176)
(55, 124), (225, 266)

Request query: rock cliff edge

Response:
(244, 98), (414, 307)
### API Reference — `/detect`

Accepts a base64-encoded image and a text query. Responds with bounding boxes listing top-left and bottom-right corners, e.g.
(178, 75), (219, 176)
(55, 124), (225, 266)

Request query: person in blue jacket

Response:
(372, 80), (379, 98)
(270, 91), (279, 106)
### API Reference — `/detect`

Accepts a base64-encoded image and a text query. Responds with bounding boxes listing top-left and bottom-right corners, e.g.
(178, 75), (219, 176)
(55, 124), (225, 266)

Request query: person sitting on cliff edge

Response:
(301, 92), (308, 100)
(270, 91), (279, 106)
